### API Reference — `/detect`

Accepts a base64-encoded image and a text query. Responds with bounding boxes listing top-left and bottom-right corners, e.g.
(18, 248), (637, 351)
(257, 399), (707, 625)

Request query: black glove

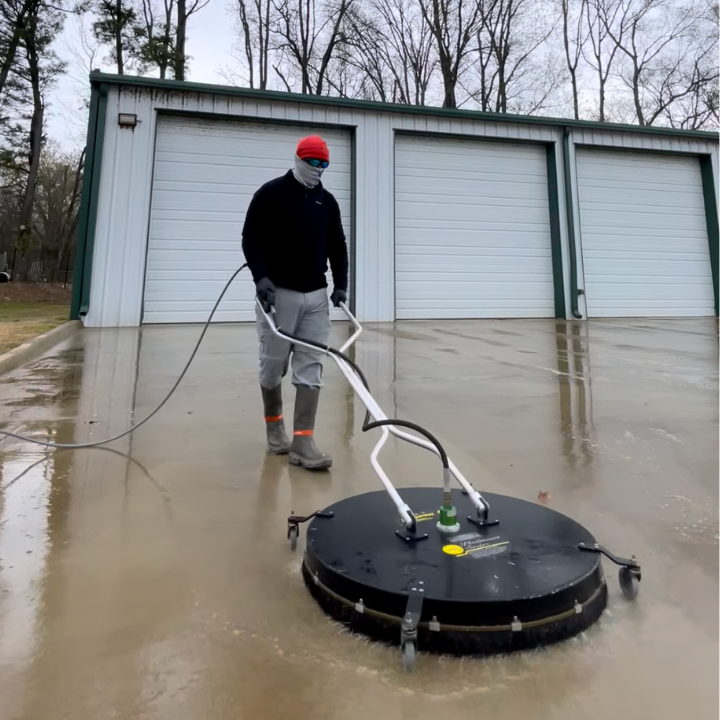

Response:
(330, 288), (347, 308)
(256, 277), (276, 312)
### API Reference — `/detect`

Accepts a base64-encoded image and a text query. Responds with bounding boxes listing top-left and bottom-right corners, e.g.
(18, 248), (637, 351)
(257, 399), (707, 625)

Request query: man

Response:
(241, 135), (348, 470)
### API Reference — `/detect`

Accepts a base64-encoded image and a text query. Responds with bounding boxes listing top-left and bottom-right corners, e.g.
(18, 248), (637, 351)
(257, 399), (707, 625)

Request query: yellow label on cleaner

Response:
(415, 512), (436, 523)
(443, 534), (510, 559)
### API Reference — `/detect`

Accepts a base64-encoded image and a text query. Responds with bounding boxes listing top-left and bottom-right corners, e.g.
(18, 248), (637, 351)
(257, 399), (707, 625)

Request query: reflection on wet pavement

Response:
(0, 318), (717, 720)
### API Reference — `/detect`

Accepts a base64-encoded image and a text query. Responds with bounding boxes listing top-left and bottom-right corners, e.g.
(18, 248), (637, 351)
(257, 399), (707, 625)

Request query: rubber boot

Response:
(261, 384), (291, 454)
(288, 386), (332, 470)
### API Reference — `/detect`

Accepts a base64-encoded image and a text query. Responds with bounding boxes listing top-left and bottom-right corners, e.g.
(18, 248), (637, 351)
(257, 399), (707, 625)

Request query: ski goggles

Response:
(305, 158), (329, 169)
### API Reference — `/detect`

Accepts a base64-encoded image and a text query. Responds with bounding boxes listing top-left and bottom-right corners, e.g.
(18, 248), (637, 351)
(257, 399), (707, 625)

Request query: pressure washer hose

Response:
(0, 264), (250, 450)
(0, 263), (450, 476)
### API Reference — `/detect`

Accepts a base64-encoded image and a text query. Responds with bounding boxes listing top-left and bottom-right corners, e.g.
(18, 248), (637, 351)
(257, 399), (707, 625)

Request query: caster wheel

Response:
(619, 566), (639, 600)
(402, 641), (416, 672)
(288, 526), (298, 551)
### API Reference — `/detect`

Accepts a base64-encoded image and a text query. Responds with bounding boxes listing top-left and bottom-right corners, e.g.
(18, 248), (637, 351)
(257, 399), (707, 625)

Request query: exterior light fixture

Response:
(118, 113), (138, 128)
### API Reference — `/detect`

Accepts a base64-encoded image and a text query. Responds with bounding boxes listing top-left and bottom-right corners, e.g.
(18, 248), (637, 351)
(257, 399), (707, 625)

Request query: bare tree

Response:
(636, 0), (718, 129)
(272, 0), (354, 95)
(230, 0), (273, 88)
(137, 0), (175, 78)
(558, 0), (587, 118)
(341, 0), (436, 104)
(32, 141), (85, 280)
(583, 0), (625, 121)
(374, 0), (437, 104)
(173, 0), (210, 80)
(337, 6), (393, 99)
(600, 0), (706, 126)
(468, 0), (558, 114)
(418, 0), (481, 108)
(55, 12), (101, 148)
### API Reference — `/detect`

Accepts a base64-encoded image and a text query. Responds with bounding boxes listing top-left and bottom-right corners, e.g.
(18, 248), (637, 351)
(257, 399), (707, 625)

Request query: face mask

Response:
(293, 154), (325, 188)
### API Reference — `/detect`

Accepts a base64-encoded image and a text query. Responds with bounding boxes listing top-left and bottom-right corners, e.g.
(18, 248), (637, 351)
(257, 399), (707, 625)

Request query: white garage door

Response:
(394, 134), (555, 319)
(143, 115), (352, 323)
(576, 149), (715, 317)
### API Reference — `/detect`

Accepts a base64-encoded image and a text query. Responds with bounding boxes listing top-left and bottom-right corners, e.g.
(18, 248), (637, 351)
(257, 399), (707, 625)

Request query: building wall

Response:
(83, 82), (719, 327)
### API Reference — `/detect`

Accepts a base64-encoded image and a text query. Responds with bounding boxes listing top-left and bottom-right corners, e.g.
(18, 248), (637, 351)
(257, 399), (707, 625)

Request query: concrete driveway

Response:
(0, 317), (717, 720)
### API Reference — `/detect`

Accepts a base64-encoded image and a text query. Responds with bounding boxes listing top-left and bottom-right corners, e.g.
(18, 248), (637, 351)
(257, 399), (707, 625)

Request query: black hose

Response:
(287, 331), (450, 468)
(363, 419), (449, 469)
(2, 272), (450, 472)
(0, 264), (249, 449)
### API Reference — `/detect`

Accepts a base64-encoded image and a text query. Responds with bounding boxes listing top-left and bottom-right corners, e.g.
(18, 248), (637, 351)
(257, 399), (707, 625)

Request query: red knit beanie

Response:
(296, 135), (329, 162)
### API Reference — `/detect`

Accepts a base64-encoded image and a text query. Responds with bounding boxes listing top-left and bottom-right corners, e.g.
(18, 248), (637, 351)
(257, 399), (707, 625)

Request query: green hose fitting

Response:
(437, 487), (461, 534)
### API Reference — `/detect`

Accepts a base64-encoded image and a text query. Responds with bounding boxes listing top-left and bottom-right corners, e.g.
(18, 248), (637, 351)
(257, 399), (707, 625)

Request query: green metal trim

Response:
(699, 155), (719, 316)
(546, 143), (566, 319)
(562, 128), (583, 319)
(348, 126), (357, 316)
(80, 83), (109, 316)
(70, 84), (99, 319)
(89, 71), (717, 142)
(70, 82), (109, 319)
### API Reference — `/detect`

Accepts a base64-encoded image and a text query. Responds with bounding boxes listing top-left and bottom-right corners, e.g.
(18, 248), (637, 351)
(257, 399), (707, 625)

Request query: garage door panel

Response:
(397, 234), (551, 250)
(398, 249), (552, 264)
(144, 116), (352, 324)
(153, 157), (352, 181)
(396, 193), (549, 210)
(146, 249), (241, 265)
(397, 301), (555, 319)
(396, 147), (546, 168)
(579, 214), (705, 231)
(397, 218), (549, 232)
(396, 277), (555, 292)
(580, 201), (705, 218)
(395, 200), (549, 219)
(395, 135), (554, 320)
(577, 149), (714, 318)
(147, 222), (241, 241)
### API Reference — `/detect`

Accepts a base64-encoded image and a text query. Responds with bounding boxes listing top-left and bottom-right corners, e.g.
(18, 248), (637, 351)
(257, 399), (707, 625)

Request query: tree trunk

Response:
(260, 0), (270, 88)
(174, 0), (187, 79)
(0, 0), (34, 98)
(631, 64), (643, 124)
(560, 0), (580, 120)
(115, 0), (125, 73)
(159, 0), (174, 79)
(54, 148), (85, 281)
(18, 10), (43, 255)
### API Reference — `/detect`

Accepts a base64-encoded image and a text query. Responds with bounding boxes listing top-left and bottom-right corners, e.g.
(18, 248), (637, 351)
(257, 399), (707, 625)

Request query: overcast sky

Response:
(49, 0), (241, 152)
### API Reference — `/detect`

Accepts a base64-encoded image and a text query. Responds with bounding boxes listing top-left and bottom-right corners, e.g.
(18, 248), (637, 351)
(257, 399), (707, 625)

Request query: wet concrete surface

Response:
(0, 317), (717, 720)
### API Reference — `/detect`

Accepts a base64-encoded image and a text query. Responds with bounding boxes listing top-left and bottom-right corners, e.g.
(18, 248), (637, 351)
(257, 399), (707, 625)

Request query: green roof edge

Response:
(89, 71), (719, 142)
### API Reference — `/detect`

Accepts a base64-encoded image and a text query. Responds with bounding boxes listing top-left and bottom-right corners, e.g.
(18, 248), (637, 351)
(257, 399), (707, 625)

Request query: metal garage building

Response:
(71, 72), (718, 327)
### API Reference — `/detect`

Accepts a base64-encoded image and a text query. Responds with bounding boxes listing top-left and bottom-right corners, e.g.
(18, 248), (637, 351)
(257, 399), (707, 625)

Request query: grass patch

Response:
(0, 303), (71, 355)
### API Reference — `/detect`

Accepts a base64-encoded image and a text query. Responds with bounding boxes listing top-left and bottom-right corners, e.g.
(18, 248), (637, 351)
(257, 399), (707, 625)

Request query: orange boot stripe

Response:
(293, 430), (314, 437)
(265, 414), (283, 423)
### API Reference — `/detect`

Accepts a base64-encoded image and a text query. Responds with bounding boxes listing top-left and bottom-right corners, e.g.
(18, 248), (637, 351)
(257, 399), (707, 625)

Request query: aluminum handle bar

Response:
(256, 299), (489, 526)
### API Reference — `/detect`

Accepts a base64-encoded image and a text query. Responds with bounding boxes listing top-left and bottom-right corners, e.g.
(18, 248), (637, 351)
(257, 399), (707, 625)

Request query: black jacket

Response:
(241, 170), (349, 294)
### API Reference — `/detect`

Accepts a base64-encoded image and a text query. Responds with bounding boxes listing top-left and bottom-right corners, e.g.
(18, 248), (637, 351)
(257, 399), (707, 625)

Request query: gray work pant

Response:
(256, 287), (330, 389)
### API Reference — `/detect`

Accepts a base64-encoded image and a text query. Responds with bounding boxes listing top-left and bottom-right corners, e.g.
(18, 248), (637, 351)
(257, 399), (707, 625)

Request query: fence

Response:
(2, 250), (75, 287)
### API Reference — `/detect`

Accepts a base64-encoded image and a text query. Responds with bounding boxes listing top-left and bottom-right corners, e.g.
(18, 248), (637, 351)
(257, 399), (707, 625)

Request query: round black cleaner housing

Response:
(301, 487), (608, 663)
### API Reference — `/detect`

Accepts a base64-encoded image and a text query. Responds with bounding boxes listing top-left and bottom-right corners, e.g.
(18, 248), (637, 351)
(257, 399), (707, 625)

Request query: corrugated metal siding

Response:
(82, 85), (719, 327)
(395, 134), (555, 318)
(576, 148), (715, 317)
(142, 115), (352, 323)
(86, 88), (155, 327)
(573, 128), (717, 157)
